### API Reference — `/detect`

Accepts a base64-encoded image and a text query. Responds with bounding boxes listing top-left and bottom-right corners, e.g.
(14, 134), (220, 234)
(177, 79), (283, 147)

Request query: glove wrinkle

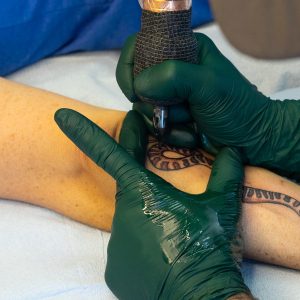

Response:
(55, 108), (251, 299)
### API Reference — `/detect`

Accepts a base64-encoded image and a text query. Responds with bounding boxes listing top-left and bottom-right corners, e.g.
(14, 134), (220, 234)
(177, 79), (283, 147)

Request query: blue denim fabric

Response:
(0, 0), (212, 75)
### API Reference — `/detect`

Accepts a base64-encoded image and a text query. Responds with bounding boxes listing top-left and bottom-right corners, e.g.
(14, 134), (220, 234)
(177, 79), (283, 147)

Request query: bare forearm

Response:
(0, 77), (125, 230)
(1, 77), (300, 270)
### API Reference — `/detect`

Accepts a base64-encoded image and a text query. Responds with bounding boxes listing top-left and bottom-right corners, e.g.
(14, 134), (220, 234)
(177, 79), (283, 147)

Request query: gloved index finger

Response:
(116, 34), (140, 103)
(55, 108), (143, 186)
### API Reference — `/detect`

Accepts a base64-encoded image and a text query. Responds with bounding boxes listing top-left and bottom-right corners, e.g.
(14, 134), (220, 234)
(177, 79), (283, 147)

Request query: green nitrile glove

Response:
(54, 108), (251, 300)
(116, 33), (300, 182)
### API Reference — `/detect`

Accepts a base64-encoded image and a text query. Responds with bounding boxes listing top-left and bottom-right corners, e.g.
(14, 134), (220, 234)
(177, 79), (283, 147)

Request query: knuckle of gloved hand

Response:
(124, 87), (138, 103)
(99, 143), (118, 167)
(72, 123), (90, 146)
(116, 70), (137, 103)
(194, 32), (212, 43)
(194, 32), (217, 49)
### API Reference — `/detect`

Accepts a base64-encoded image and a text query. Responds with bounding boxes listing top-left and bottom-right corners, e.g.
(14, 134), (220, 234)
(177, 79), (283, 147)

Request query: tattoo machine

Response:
(134, 0), (198, 140)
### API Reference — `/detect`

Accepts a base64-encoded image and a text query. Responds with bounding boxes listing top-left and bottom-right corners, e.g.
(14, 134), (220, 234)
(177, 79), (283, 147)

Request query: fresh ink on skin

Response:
(147, 139), (300, 217)
(148, 139), (213, 171)
(243, 187), (300, 216)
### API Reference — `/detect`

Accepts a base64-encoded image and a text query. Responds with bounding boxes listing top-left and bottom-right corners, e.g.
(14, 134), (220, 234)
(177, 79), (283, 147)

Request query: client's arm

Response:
(0, 77), (125, 229)
(0, 77), (299, 270)
(146, 138), (300, 270)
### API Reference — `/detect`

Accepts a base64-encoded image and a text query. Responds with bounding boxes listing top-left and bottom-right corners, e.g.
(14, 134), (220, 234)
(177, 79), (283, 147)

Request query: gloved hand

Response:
(54, 108), (251, 300)
(116, 33), (300, 182)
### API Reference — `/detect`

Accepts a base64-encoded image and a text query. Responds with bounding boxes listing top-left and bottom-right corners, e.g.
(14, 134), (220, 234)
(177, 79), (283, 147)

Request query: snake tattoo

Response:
(147, 138), (300, 216)
(147, 139), (214, 171)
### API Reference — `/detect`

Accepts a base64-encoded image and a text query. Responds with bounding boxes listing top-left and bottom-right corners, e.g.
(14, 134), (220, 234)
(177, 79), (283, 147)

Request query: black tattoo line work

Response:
(147, 139), (300, 216)
(243, 186), (300, 216)
(147, 141), (213, 171)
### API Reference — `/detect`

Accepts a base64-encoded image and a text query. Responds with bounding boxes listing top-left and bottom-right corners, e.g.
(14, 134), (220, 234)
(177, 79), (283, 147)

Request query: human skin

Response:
(0, 77), (300, 271)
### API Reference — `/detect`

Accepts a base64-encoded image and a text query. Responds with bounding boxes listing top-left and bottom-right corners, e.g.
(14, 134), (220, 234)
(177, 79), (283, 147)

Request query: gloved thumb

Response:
(54, 108), (143, 187)
(119, 110), (148, 165)
(205, 147), (245, 241)
(206, 147), (244, 194)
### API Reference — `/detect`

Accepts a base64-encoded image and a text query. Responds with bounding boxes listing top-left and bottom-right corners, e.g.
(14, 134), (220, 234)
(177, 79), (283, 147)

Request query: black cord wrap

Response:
(134, 9), (198, 105)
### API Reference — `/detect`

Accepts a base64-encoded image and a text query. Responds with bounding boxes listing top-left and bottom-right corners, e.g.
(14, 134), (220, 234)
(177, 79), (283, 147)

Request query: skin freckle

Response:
(9, 133), (15, 140)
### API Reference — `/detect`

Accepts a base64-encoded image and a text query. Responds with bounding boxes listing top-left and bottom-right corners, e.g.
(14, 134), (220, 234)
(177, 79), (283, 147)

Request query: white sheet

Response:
(2, 23), (300, 300)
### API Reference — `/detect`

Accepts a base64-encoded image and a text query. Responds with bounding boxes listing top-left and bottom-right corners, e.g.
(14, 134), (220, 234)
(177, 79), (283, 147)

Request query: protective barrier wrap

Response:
(134, 8), (198, 105)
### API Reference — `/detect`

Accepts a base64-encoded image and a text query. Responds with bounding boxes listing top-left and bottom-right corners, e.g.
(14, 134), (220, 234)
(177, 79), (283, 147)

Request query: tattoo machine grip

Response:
(134, 4), (198, 137)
